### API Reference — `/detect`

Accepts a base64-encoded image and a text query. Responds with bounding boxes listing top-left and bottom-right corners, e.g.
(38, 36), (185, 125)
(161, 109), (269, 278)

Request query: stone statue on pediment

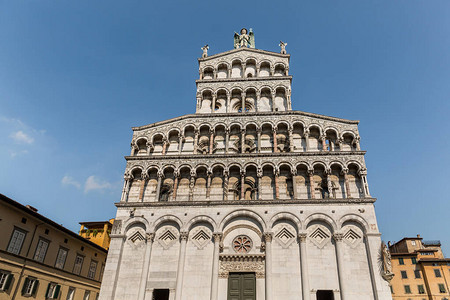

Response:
(234, 28), (255, 49)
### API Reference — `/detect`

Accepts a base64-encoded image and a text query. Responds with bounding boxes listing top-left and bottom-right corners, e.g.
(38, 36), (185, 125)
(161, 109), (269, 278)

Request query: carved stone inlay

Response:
(309, 227), (330, 249)
(219, 254), (265, 278)
(343, 229), (362, 248)
(158, 229), (178, 250)
(233, 235), (253, 253)
(275, 227), (296, 249)
(191, 229), (211, 250)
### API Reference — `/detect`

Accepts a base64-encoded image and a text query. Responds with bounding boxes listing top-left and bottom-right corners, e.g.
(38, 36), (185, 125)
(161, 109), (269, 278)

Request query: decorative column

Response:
(209, 129), (214, 154)
(272, 128), (278, 153)
(155, 172), (163, 201)
(325, 169), (333, 199)
(225, 128), (230, 154)
(320, 135), (328, 151)
(298, 233), (310, 300)
(241, 91), (245, 113)
(287, 88), (292, 110)
(138, 173), (148, 202)
(308, 170), (315, 199)
(256, 66), (260, 77)
(146, 142), (153, 155)
(255, 91), (261, 112)
(274, 169), (280, 200)
(130, 143), (137, 156)
(337, 138), (343, 151)
(333, 233), (346, 300)
(193, 129), (199, 154)
(226, 93), (230, 113)
(212, 94), (216, 113)
(120, 173), (132, 202)
(241, 128), (246, 153)
(256, 127), (262, 153)
(210, 232), (223, 300)
(178, 135), (184, 154)
(240, 170), (246, 200)
(227, 68), (231, 79)
(342, 169), (351, 198)
(257, 168), (263, 200)
(189, 170), (195, 201)
(137, 233), (155, 300)
(270, 66), (275, 77)
(206, 171), (212, 199)
(288, 128), (294, 152)
(271, 91), (276, 112)
(196, 95), (202, 113)
(172, 171), (179, 200)
(303, 130), (310, 151)
(353, 136), (361, 151)
(264, 232), (273, 300)
(162, 138), (168, 155)
(175, 232), (188, 300)
(223, 170), (229, 201)
(241, 62), (246, 78)
(359, 168), (370, 197)
(291, 169), (298, 199)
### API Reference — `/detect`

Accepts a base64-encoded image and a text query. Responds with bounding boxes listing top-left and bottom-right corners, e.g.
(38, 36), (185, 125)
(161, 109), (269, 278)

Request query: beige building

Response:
(389, 235), (450, 300)
(0, 193), (107, 300)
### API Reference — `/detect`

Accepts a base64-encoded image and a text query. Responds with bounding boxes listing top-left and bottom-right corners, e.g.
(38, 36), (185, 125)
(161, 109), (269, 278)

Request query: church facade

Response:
(99, 30), (393, 300)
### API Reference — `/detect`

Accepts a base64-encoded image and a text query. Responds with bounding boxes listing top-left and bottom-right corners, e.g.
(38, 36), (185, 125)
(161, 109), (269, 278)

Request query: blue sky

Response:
(1, 1), (449, 254)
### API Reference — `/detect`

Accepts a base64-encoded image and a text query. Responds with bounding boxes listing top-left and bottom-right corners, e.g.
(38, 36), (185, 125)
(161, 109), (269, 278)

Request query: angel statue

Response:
(234, 28), (255, 49)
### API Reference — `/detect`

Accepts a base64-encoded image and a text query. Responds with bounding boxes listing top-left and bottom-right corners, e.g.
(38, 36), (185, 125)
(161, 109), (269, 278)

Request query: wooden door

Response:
(227, 273), (256, 300)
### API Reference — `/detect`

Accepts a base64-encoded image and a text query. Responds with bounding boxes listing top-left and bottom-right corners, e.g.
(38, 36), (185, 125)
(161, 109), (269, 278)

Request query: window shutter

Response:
(21, 277), (29, 295)
(45, 283), (51, 298)
(54, 285), (61, 299)
(3, 274), (13, 291)
(31, 280), (39, 295)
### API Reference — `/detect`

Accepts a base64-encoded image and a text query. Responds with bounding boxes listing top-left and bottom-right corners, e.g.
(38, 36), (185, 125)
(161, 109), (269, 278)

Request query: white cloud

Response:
(10, 130), (34, 144)
(84, 176), (112, 193)
(61, 176), (81, 189)
(10, 150), (29, 158)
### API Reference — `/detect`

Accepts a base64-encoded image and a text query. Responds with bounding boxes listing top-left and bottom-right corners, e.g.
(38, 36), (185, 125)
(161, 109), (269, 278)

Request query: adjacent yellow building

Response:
(0, 193), (108, 300)
(389, 235), (450, 300)
(79, 219), (114, 250)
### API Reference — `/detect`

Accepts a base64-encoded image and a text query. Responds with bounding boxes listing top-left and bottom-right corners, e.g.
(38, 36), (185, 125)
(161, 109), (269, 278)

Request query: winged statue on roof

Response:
(234, 28), (255, 49)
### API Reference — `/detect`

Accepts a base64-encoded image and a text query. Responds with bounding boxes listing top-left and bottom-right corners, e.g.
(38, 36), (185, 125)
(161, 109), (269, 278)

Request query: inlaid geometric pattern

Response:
(309, 227), (330, 249)
(129, 231), (145, 243)
(275, 227), (296, 248)
(233, 235), (253, 253)
(158, 229), (178, 250)
(191, 229), (211, 250)
(343, 228), (362, 248)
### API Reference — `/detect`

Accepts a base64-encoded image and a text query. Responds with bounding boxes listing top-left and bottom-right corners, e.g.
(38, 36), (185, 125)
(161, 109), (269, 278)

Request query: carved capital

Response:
(141, 173), (149, 180)
(333, 233), (344, 242)
(180, 232), (189, 241)
(264, 232), (273, 242)
(212, 232), (223, 242)
(297, 233), (307, 243)
(341, 168), (349, 175)
(146, 233), (155, 242)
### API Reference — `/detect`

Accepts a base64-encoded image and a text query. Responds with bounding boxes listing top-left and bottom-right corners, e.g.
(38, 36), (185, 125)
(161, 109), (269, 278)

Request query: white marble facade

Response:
(99, 33), (393, 300)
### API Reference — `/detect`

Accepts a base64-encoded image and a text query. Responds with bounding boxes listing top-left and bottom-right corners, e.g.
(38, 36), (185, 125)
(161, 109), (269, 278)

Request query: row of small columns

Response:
(199, 63), (289, 79)
(133, 129), (361, 155)
(196, 89), (293, 113)
(136, 230), (359, 300)
(120, 167), (370, 202)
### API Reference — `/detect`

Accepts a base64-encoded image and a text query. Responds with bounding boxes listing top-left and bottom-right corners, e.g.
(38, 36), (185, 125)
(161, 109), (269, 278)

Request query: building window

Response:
(66, 287), (76, 300)
(404, 285), (411, 294)
(87, 260), (97, 280)
(399, 258), (405, 265)
(401, 271), (408, 279)
(21, 277), (38, 296)
(7, 228), (27, 255)
(55, 247), (68, 269)
(45, 282), (61, 299)
(84, 290), (91, 300)
(0, 270), (13, 291)
(73, 254), (84, 275)
(411, 257), (417, 264)
(439, 284), (446, 293)
(34, 238), (49, 263)
(414, 270), (421, 278)
(411, 240), (416, 246)
(435, 269), (442, 277)
(418, 285), (425, 294)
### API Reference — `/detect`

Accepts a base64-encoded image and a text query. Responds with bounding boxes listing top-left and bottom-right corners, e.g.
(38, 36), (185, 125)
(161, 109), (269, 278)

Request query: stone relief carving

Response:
(219, 254), (265, 278)
(274, 227), (296, 249)
(309, 226), (331, 249)
(191, 229), (211, 250)
(342, 228), (362, 249)
(157, 229), (178, 250)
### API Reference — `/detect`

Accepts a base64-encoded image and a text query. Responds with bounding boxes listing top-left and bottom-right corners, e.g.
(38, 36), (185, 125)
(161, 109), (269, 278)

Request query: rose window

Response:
(233, 235), (253, 253)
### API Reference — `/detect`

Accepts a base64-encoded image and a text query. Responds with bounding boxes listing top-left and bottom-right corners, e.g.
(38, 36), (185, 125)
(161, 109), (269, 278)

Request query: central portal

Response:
(227, 272), (256, 300)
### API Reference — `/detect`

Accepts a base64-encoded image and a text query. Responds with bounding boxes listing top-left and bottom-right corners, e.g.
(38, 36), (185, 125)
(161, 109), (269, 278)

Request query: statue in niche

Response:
(234, 28), (255, 49)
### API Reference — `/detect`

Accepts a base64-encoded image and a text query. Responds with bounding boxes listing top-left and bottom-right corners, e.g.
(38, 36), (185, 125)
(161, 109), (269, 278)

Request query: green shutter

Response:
(31, 280), (39, 295)
(3, 274), (13, 291)
(21, 277), (29, 295)
(53, 285), (61, 299)
(45, 283), (51, 298)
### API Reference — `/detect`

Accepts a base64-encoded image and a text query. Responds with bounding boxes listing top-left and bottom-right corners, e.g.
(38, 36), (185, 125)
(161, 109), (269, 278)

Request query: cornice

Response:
(125, 151), (367, 161)
(132, 111), (359, 131)
(115, 198), (376, 208)
(198, 47), (290, 62)
(195, 76), (292, 84)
